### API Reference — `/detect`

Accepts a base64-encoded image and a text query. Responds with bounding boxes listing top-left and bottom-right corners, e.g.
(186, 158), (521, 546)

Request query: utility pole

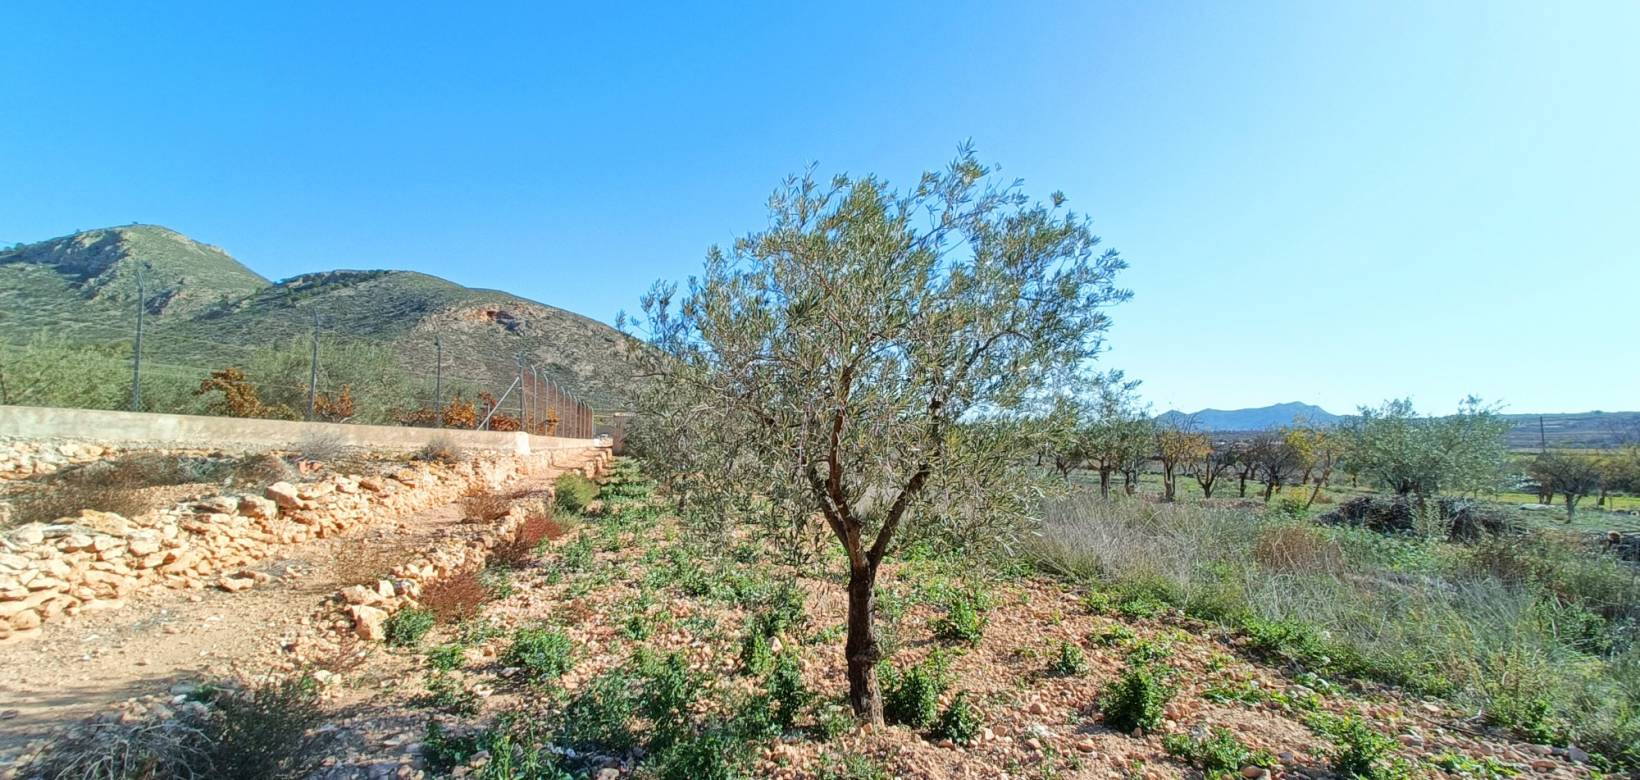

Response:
(130, 267), (144, 411)
(306, 310), (320, 420)
(433, 336), (443, 428)
(1539, 415), (1547, 452)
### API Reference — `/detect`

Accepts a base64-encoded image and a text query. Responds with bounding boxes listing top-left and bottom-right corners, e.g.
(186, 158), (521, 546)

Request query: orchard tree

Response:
(1156, 425), (1210, 502)
(1528, 451), (1603, 522)
(1187, 441), (1236, 499)
(1247, 432), (1300, 501)
(628, 148), (1130, 722)
(1284, 422), (1342, 508)
(1340, 397), (1508, 498)
(1082, 371), (1151, 499)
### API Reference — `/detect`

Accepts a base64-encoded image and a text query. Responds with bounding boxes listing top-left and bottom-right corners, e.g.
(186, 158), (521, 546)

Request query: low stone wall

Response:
(0, 445), (612, 643)
(0, 405), (606, 456)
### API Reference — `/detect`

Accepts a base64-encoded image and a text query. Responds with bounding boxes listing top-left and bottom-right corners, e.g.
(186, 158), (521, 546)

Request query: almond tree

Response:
(629, 148), (1129, 722)
(1187, 441), (1236, 499)
(1156, 425), (1210, 502)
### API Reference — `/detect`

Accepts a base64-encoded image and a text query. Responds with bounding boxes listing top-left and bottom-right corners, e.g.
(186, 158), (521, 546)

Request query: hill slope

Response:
(1156, 401), (1340, 431)
(0, 226), (636, 409)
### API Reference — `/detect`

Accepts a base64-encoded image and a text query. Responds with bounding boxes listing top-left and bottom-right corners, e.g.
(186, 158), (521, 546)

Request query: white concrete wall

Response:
(0, 405), (600, 455)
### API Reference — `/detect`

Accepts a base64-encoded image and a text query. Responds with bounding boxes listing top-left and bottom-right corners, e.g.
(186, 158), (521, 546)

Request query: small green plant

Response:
(818, 751), (890, 780)
(932, 691), (984, 745)
(385, 607), (435, 648)
(1429, 751), (1519, 779)
(505, 626), (574, 681)
(740, 630), (775, 676)
(424, 671), (480, 716)
(1308, 714), (1406, 780)
(651, 728), (740, 780)
(882, 654), (950, 729)
(1117, 595), (1168, 619)
(1126, 638), (1174, 664)
(1162, 727), (1275, 779)
(425, 643), (465, 671)
(1095, 624), (1137, 646)
(1081, 590), (1116, 614)
(1099, 661), (1175, 734)
(933, 589), (988, 644)
(768, 652), (811, 731)
(557, 670), (639, 754)
(623, 610), (654, 641)
(1047, 640), (1089, 677)
(554, 472), (599, 514)
(638, 651), (704, 749)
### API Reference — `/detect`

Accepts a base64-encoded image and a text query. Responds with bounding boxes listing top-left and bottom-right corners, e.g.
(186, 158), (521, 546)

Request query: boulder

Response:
(238, 495), (278, 520)
(350, 605), (388, 641)
(265, 482), (305, 509)
(194, 496), (239, 514)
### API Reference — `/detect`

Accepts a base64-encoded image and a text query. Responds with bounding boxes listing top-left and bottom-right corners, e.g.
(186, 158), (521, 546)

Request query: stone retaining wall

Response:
(0, 445), (612, 643)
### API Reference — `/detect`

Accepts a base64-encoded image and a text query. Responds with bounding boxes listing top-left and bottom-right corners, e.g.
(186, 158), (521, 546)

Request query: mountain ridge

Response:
(0, 225), (636, 410)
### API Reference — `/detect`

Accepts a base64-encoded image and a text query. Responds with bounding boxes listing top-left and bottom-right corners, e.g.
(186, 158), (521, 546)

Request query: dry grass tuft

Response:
(1252, 522), (1345, 574)
(460, 490), (513, 524)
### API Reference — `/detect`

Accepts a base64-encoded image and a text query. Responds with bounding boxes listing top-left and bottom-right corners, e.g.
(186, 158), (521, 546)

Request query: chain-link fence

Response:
(0, 302), (600, 439)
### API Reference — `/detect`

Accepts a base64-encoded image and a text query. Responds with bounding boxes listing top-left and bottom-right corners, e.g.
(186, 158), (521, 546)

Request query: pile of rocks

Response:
(0, 439), (117, 480)
(0, 445), (612, 643)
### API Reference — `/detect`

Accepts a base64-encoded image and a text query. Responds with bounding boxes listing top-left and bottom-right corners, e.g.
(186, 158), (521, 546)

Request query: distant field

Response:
(1063, 468), (1640, 533)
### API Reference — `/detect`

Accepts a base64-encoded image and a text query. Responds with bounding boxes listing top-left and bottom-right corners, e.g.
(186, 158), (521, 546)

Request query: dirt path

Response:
(0, 473), (554, 760)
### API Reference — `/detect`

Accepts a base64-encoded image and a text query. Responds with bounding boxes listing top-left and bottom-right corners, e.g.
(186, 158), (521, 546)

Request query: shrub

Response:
(425, 643), (465, 671)
(384, 608), (435, 648)
(932, 691), (983, 745)
(1309, 714), (1403, 780)
(882, 654), (950, 729)
(505, 627), (574, 681)
(424, 671), (479, 716)
(1099, 661), (1175, 734)
(651, 728), (740, 780)
(294, 431), (346, 462)
(1162, 727), (1276, 779)
(637, 651), (703, 747)
(489, 514), (565, 569)
(413, 436), (463, 464)
(1048, 640), (1089, 677)
(740, 630), (774, 676)
(460, 490), (513, 523)
(28, 676), (333, 780)
(557, 670), (639, 754)
(932, 590), (988, 644)
(1252, 523), (1345, 574)
(553, 472), (599, 514)
(768, 652), (811, 731)
(419, 570), (491, 623)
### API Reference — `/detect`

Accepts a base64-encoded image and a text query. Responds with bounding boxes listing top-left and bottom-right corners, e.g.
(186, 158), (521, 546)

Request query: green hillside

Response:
(0, 226), (636, 410)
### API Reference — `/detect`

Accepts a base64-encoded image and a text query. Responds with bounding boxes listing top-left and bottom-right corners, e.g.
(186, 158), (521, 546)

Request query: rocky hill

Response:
(0, 225), (637, 409)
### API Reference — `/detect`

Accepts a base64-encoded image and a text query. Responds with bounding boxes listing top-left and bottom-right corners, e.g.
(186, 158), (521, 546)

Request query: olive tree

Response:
(1340, 397), (1508, 498)
(1081, 371), (1151, 499)
(628, 149), (1129, 722)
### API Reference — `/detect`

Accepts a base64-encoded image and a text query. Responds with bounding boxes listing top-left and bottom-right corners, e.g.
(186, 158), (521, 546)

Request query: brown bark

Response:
(845, 565), (884, 723)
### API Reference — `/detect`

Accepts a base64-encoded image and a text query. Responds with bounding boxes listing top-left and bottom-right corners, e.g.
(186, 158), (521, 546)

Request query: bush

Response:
(1047, 640), (1089, 677)
(426, 643), (465, 671)
(414, 435), (463, 464)
(882, 654), (950, 729)
(384, 608), (435, 648)
(460, 489), (513, 523)
(419, 570), (492, 623)
(505, 627), (574, 681)
(1099, 661), (1175, 734)
(932, 589), (988, 644)
(488, 514), (565, 569)
(637, 651), (704, 748)
(767, 652), (811, 732)
(1309, 714), (1404, 780)
(1162, 727), (1276, 779)
(293, 431), (346, 462)
(554, 472), (599, 514)
(557, 670), (639, 754)
(650, 728), (740, 780)
(932, 691), (983, 745)
(27, 676), (331, 780)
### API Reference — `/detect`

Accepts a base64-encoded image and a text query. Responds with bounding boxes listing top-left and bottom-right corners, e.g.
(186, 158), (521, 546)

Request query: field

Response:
(13, 457), (1637, 779)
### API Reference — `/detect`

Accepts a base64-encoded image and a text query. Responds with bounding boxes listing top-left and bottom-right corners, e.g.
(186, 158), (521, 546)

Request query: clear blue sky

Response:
(3, 2), (1635, 414)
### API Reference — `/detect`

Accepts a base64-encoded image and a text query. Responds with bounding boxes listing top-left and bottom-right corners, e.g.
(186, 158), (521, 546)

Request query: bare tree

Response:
(1247, 432), (1300, 502)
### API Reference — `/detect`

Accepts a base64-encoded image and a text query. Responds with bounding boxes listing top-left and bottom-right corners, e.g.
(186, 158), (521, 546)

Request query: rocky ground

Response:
(2, 457), (1610, 780)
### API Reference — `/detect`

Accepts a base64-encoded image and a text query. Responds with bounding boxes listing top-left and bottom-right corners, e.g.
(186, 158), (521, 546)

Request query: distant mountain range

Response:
(1157, 402), (1639, 449)
(1155, 402), (1339, 431)
(0, 225), (636, 409)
